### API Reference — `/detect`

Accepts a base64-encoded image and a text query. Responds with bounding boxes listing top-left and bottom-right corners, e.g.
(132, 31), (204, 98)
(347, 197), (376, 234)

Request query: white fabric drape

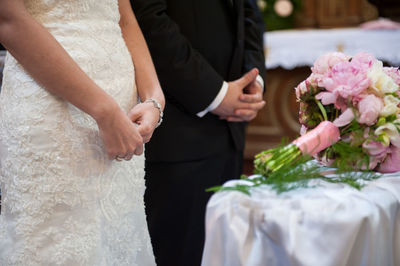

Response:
(265, 28), (400, 69)
(202, 172), (400, 266)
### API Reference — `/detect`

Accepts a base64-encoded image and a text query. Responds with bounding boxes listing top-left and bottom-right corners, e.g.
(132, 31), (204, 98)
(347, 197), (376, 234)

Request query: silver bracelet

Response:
(144, 98), (163, 128)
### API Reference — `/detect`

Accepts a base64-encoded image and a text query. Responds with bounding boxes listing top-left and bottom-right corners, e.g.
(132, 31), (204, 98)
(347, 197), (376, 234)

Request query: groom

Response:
(131, 1), (266, 265)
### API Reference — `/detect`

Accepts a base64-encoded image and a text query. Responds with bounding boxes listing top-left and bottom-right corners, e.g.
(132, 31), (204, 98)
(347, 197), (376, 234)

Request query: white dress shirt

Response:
(196, 75), (264, 117)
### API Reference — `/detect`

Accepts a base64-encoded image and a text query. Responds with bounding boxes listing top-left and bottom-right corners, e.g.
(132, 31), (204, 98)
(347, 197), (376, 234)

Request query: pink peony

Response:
(319, 61), (370, 100)
(383, 67), (400, 85)
(357, 94), (384, 126)
(350, 52), (376, 69)
(378, 146), (400, 173)
(312, 52), (350, 76)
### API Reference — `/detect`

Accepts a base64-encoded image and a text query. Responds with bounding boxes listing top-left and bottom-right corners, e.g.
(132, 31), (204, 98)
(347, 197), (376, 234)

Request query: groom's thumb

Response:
(237, 68), (258, 88)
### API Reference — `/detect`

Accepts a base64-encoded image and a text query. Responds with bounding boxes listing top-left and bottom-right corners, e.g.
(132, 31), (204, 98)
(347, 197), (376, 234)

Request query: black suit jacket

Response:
(132, 0), (265, 162)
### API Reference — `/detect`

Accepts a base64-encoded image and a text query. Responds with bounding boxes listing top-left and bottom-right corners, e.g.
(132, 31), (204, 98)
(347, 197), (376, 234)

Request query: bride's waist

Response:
(44, 20), (123, 45)
(44, 21), (130, 63)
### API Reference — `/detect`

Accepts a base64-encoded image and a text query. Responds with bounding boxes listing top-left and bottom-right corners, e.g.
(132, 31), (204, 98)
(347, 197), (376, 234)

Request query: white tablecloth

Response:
(265, 28), (400, 69)
(202, 174), (400, 266)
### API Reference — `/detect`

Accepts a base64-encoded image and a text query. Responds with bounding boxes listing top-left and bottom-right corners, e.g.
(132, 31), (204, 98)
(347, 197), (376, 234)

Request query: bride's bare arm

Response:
(118, 0), (165, 142)
(0, 0), (143, 160)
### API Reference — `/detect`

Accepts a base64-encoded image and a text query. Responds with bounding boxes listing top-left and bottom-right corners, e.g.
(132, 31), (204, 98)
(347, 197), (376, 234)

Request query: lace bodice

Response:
(25, 0), (120, 24)
(19, 0), (137, 130)
(0, 1), (155, 265)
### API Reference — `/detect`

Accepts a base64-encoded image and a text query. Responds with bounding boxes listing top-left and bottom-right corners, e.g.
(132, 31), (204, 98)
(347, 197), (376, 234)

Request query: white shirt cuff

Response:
(256, 74), (264, 91)
(196, 81), (229, 117)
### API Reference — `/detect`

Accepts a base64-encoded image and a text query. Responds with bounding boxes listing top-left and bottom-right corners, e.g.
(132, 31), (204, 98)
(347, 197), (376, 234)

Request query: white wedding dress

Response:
(0, 0), (155, 265)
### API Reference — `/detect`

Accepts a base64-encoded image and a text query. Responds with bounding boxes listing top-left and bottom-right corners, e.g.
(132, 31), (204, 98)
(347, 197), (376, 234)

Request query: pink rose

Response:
(362, 140), (390, 170)
(357, 94), (384, 126)
(378, 146), (400, 173)
(312, 52), (350, 76)
(363, 140), (389, 156)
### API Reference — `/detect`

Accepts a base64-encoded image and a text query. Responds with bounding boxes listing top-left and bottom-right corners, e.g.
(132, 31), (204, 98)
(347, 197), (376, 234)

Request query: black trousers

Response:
(144, 149), (243, 266)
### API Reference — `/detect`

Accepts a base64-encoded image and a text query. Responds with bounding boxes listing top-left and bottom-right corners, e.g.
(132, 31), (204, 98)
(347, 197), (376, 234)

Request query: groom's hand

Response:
(212, 68), (265, 121)
(225, 78), (265, 122)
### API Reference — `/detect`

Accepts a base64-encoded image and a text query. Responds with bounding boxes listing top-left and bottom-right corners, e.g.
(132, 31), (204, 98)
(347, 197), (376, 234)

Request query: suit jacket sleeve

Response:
(131, 0), (225, 115)
(243, 0), (266, 87)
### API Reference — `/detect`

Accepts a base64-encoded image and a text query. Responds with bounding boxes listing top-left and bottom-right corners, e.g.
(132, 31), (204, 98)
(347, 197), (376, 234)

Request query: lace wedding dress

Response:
(0, 1), (155, 265)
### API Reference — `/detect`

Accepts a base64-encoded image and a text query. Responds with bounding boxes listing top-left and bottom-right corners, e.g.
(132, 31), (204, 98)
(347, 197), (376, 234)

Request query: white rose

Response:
(375, 121), (400, 147)
(368, 61), (399, 94)
(380, 95), (400, 117)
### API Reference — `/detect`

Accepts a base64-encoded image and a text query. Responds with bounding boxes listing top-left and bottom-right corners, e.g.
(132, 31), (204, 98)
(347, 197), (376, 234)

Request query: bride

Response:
(0, 0), (164, 265)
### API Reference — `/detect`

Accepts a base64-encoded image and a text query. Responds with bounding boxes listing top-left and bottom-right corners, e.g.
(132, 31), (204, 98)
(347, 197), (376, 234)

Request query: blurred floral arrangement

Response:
(209, 52), (400, 194)
(257, 0), (302, 31)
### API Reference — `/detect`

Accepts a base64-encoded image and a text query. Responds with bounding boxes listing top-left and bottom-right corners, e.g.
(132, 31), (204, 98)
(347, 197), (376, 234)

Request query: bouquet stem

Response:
(255, 121), (340, 176)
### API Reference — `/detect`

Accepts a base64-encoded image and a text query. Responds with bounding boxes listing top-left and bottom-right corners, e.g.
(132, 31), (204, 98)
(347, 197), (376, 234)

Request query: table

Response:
(202, 173), (400, 266)
(265, 28), (400, 69)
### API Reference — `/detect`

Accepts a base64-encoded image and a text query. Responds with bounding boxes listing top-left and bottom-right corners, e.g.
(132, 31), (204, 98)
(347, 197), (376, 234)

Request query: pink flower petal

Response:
(333, 108), (355, 127)
(316, 92), (337, 105)
(362, 140), (389, 156)
(378, 147), (400, 173)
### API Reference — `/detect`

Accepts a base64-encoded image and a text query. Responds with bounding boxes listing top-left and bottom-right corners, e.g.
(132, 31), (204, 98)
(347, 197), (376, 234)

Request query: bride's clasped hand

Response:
(95, 97), (163, 161)
(95, 101), (145, 161)
(128, 98), (164, 144)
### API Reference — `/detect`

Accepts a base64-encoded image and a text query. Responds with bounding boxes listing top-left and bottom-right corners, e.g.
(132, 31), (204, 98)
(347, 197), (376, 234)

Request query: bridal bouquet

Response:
(257, 52), (400, 175)
(209, 52), (400, 194)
